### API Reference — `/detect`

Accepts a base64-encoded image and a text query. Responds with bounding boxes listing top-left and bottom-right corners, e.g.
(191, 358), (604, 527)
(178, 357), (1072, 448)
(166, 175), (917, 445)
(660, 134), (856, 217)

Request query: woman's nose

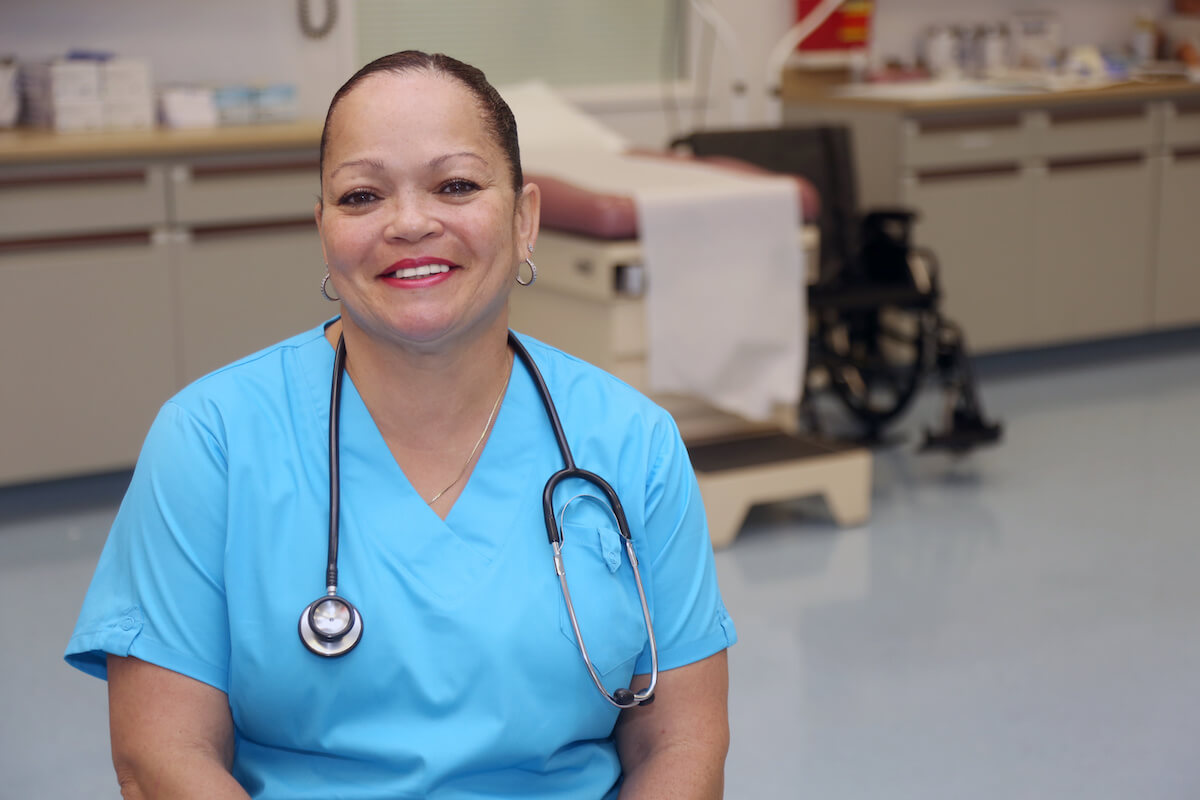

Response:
(384, 193), (441, 241)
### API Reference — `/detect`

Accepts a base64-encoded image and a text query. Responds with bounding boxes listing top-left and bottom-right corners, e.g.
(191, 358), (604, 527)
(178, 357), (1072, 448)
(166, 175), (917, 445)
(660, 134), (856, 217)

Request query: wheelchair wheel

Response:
(815, 305), (930, 433)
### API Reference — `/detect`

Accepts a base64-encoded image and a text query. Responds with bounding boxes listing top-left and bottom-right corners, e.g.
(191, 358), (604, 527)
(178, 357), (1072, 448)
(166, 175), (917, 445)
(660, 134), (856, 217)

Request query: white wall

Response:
(0, 0), (1175, 143)
(0, 0), (353, 121)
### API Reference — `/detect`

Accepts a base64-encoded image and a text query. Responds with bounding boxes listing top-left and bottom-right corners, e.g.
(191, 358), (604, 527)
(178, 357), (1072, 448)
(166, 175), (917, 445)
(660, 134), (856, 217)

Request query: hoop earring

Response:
(516, 257), (537, 287)
(321, 272), (340, 302)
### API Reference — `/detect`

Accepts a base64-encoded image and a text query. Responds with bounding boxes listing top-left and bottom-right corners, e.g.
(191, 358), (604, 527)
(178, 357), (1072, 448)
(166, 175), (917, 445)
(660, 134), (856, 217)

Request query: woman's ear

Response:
(314, 200), (329, 264)
(516, 181), (541, 253)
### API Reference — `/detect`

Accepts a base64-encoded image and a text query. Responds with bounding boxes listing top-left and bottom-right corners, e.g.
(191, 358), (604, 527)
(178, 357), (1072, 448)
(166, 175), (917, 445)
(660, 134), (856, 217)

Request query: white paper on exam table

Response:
(502, 82), (805, 422)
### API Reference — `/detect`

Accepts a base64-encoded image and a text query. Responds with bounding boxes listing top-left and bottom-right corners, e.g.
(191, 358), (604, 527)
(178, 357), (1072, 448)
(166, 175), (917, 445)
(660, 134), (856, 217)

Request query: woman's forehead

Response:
(335, 72), (482, 134)
(325, 71), (494, 162)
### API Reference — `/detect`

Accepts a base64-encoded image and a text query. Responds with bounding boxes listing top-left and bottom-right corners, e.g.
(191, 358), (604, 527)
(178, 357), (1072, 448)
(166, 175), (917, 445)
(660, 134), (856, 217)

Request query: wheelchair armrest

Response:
(862, 206), (918, 223)
(860, 208), (920, 237)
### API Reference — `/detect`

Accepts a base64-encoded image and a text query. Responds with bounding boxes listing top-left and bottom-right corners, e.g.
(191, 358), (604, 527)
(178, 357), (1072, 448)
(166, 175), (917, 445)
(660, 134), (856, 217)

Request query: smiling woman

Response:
(315, 59), (535, 359)
(65, 50), (735, 800)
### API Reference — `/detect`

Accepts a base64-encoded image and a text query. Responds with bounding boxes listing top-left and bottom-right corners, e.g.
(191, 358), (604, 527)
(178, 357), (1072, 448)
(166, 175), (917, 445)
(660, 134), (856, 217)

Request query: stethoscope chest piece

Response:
(299, 593), (363, 657)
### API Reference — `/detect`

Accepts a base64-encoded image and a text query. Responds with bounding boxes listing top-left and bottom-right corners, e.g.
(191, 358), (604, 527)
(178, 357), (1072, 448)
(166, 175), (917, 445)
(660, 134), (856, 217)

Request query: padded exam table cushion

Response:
(530, 151), (820, 240)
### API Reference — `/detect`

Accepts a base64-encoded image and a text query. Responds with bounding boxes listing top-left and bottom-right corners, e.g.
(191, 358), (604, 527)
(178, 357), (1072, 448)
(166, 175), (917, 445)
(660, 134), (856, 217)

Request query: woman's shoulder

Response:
(166, 322), (332, 424)
(513, 331), (676, 428)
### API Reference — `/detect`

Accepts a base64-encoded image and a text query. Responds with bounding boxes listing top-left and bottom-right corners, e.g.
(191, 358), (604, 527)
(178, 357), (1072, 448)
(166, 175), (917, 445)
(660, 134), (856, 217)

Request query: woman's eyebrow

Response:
(430, 151), (488, 169)
(329, 157), (387, 178)
(330, 153), (487, 178)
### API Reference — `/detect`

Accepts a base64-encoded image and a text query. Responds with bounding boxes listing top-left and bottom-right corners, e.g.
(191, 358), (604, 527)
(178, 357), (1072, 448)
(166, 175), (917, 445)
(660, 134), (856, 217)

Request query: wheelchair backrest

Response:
(671, 125), (860, 283)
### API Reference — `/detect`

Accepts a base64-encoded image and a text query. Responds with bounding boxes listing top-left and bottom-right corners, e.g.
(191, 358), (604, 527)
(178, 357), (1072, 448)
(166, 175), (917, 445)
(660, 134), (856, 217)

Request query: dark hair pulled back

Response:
(319, 50), (523, 193)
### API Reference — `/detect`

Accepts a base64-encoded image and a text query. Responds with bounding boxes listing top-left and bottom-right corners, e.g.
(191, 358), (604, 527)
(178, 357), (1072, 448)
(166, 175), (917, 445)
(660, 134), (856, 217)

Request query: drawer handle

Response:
(0, 169), (148, 189)
(1048, 106), (1145, 125)
(1172, 101), (1200, 118)
(0, 230), (154, 254)
(1046, 153), (1143, 172)
(915, 163), (1020, 183)
(189, 219), (317, 240)
(916, 115), (1020, 134)
(189, 160), (319, 179)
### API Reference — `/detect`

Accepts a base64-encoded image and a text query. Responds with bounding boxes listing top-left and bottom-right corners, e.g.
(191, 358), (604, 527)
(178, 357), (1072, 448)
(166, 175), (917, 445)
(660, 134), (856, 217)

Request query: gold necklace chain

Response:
(427, 354), (512, 505)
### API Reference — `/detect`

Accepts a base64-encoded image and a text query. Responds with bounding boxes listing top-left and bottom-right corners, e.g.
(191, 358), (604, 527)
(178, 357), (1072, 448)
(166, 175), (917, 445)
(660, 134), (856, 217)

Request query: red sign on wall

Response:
(796, 0), (874, 53)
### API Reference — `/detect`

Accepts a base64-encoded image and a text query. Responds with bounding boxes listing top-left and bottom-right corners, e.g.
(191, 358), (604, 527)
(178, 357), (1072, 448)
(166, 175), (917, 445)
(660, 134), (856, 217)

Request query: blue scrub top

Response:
(66, 323), (736, 799)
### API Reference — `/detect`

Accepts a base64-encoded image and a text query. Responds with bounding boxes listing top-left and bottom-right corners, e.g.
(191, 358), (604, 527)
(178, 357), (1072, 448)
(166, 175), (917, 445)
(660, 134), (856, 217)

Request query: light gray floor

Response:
(3, 331), (1199, 799)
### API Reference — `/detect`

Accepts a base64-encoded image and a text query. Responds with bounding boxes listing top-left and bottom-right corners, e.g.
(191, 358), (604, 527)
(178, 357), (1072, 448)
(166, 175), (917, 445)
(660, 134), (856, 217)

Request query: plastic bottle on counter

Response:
(1132, 9), (1158, 64)
(923, 26), (960, 78)
(978, 23), (1012, 76)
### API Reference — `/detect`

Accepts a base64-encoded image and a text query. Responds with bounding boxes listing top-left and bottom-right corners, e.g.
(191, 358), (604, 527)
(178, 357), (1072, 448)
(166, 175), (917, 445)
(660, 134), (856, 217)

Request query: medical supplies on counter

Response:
(0, 58), (17, 128)
(19, 53), (154, 131)
(14, 50), (299, 132)
(159, 83), (298, 128)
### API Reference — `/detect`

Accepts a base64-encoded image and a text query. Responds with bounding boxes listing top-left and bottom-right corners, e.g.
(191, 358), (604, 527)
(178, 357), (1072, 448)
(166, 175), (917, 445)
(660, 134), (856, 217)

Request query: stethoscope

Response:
(299, 330), (658, 709)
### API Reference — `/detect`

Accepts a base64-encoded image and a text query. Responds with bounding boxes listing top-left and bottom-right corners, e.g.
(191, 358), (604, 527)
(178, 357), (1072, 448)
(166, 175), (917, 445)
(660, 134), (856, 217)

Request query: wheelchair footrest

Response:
(920, 418), (1003, 455)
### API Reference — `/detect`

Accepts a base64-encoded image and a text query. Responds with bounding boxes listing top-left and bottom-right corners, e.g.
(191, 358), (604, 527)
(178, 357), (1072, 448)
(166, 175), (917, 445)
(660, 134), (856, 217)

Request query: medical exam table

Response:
(510, 166), (872, 548)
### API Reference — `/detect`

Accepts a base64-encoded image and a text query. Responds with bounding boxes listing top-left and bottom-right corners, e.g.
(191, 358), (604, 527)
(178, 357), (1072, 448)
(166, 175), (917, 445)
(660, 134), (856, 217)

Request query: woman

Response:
(66, 51), (736, 799)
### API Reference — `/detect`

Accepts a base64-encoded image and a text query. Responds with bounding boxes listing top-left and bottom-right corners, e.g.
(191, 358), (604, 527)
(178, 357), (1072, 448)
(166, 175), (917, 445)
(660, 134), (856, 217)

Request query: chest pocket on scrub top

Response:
(556, 495), (648, 677)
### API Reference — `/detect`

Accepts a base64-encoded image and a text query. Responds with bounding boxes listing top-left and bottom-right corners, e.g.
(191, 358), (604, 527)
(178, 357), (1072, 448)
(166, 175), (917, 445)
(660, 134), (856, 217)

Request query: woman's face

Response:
(316, 70), (538, 351)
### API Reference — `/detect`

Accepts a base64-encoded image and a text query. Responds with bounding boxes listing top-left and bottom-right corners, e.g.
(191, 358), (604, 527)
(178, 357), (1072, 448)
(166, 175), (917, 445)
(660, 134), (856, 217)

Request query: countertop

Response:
(780, 71), (1200, 113)
(5, 76), (1200, 165)
(0, 120), (324, 165)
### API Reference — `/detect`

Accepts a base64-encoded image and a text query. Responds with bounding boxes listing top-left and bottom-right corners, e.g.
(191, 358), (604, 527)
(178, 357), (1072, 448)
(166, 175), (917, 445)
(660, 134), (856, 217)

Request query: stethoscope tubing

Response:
(308, 328), (657, 707)
(513, 330), (657, 708)
(327, 332), (348, 593)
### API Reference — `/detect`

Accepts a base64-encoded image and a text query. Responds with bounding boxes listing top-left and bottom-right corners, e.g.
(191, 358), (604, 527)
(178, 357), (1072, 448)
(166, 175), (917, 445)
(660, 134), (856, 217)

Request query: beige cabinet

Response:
(0, 143), (325, 484)
(784, 85), (1200, 353)
(1155, 100), (1200, 329)
(1033, 154), (1155, 342)
(0, 238), (176, 484)
(169, 157), (327, 383)
(898, 102), (1157, 352)
(904, 166), (1037, 351)
(174, 224), (327, 383)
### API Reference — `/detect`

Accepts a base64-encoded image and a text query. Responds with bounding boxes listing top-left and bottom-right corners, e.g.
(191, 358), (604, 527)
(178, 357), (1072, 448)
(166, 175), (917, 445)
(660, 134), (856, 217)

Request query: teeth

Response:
(390, 264), (451, 279)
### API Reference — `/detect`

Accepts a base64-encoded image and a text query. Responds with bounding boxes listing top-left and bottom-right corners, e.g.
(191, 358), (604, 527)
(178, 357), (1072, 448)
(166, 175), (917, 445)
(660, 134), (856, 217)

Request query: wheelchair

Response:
(672, 126), (1002, 454)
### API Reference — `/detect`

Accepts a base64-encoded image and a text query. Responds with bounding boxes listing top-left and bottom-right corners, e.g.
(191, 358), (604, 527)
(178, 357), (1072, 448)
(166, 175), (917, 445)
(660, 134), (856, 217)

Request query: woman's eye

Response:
(337, 189), (378, 207)
(440, 179), (480, 196)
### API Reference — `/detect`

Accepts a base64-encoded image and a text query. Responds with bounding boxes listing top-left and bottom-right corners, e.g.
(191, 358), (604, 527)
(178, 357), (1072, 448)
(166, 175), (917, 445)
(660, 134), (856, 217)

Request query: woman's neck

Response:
(324, 316), (514, 457)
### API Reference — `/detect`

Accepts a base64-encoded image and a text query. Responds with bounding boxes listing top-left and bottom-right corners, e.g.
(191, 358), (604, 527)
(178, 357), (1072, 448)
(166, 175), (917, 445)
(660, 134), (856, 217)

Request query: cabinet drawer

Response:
(0, 238), (176, 484)
(1154, 155), (1200, 328)
(1164, 100), (1200, 148)
(171, 159), (319, 227)
(173, 224), (328, 383)
(1032, 157), (1154, 342)
(1034, 105), (1155, 159)
(0, 165), (167, 240)
(902, 113), (1026, 169)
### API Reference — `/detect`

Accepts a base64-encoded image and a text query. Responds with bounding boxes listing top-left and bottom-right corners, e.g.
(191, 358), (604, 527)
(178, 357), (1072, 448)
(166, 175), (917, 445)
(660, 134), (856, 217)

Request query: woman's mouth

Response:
(380, 258), (458, 282)
(385, 263), (452, 279)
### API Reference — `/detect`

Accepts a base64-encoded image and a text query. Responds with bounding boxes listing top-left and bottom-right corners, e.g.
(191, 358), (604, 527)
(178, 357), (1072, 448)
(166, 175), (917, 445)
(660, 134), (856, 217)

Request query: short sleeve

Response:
(633, 416), (736, 674)
(64, 400), (232, 692)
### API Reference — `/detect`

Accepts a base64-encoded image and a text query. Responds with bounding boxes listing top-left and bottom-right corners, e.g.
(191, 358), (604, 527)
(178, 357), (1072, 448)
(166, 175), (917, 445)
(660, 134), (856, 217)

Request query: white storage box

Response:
(103, 96), (155, 129)
(159, 86), (218, 128)
(0, 62), (17, 128)
(21, 59), (102, 102)
(101, 58), (152, 98)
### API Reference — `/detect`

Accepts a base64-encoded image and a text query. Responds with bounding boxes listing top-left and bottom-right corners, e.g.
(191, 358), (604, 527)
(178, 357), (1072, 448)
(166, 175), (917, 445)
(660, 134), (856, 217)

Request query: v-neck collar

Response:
(294, 322), (541, 602)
